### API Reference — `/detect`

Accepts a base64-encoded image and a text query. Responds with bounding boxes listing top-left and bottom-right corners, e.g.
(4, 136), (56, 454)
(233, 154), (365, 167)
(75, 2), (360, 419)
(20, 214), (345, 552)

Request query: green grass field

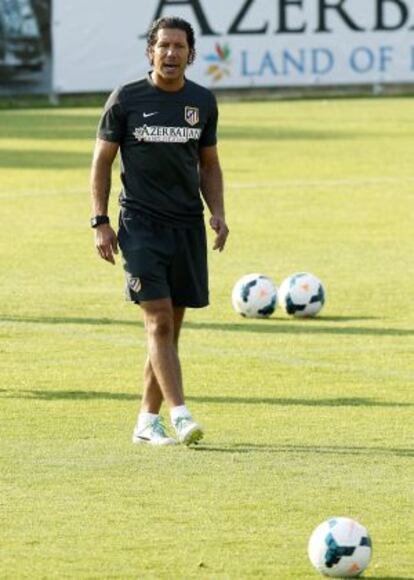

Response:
(1, 97), (413, 579)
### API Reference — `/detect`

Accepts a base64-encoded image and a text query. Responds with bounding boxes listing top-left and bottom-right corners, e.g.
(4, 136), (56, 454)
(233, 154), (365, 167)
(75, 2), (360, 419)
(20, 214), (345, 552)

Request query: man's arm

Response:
(90, 138), (119, 264)
(199, 145), (229, 252)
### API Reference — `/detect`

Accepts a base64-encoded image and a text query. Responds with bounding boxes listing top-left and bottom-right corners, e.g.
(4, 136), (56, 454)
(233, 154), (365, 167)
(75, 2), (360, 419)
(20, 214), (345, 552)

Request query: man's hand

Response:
(95, 223), (118, 264)
(210, 216), (229, 252)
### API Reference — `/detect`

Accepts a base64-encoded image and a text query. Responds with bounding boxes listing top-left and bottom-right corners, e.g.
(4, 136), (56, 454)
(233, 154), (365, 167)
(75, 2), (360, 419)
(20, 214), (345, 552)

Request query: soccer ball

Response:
(308, 517), (372, 577)
(279, 272), (325, 317)
(231, 273), (278, 318)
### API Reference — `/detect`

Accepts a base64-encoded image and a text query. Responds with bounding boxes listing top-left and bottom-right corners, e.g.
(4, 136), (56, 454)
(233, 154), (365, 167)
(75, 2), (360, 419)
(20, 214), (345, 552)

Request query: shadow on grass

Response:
(2, 390), (411, 409)
(1, 389), (136, 401)
(0, 149), (92, 170)
(219, 126), (362, 141)
(186, 395), (413, 408)
(195, 443), (414, 458)
(0, 113), (98, 140)
(1, 315), (413, 337)
(0, 315), (139, 327)
(0, 112), (361, 142)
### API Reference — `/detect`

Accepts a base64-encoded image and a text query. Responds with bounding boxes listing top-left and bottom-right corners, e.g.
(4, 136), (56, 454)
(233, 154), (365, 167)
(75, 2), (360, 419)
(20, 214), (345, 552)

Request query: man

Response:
(90, 17), (229, 446)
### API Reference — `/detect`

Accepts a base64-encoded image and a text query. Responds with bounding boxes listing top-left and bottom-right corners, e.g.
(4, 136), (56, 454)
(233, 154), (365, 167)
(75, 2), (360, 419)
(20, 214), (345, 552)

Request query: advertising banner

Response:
(0, 0), (405, 95)
(52, 0), (414, 94)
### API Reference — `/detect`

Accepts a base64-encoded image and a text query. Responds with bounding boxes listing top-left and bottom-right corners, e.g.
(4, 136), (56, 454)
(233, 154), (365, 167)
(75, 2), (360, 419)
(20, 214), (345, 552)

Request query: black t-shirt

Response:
(97, 73), (218, 227)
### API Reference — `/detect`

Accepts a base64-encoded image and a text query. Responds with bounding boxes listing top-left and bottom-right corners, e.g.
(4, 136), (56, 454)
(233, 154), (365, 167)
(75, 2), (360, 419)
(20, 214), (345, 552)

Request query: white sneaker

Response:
(132, 416), (176, 446)
(173, 416), (204, 446)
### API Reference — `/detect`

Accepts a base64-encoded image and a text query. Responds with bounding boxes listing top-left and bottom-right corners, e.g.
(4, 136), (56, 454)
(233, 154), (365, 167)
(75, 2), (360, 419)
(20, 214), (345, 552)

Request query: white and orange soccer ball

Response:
(308, 517), (372, 577)
(231, 273), (278, 318)
(279, 272), (325, 317)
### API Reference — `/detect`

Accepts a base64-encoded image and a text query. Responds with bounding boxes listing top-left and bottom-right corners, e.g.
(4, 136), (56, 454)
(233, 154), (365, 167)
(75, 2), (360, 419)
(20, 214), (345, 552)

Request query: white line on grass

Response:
(2, 320), (412, 381)
(0, 320), (144, 348)
(228, 176), (414, 190)
(1, 176), (414, 199)
(184, 344), (414, 381)
(0, 188), (84, 199)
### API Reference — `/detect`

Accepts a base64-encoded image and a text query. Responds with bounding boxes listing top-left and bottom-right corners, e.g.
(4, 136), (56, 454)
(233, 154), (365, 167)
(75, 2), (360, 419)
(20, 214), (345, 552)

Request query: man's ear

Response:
(188, 49), (195, 65)
(147, 47), (154, 66)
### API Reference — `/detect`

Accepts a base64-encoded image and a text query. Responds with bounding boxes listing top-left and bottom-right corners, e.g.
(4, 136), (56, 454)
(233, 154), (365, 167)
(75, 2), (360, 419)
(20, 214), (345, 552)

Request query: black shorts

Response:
(117, 209), (209, 308)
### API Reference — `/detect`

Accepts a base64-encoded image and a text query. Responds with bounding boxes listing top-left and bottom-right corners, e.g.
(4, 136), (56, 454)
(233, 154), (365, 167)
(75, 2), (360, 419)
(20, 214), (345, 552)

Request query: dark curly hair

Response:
(146, 17), (196, 65)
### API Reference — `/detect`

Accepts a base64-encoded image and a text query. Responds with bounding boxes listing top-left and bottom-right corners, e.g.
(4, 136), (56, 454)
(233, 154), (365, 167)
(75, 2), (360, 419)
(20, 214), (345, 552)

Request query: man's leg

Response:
(132, 299), (184, 445)
(140, 304), (185, 413)
(135, 297), (203, 446)
(140, 298), (185, 408)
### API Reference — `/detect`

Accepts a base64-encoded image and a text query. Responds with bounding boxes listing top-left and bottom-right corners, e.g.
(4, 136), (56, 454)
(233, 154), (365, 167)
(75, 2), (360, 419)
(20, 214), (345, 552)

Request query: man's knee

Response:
(143, 302), (174, 340)
(148, 316), (173, 339)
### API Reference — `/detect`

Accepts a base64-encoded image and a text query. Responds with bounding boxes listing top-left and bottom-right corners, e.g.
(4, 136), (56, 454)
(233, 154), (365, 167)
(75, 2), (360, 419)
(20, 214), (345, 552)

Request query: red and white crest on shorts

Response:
(128, 276), (141, 293)
(184, 106), (199, 126)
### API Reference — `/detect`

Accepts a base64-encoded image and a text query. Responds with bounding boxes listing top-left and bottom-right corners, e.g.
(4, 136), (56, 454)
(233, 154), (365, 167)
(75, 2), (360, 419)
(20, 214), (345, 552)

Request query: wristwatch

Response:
(90, 215), (110, 228)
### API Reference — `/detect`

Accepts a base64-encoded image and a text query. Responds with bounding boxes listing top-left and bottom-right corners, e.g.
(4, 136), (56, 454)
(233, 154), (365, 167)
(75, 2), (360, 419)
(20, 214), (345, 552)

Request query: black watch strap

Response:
(90, 215), (110, 228)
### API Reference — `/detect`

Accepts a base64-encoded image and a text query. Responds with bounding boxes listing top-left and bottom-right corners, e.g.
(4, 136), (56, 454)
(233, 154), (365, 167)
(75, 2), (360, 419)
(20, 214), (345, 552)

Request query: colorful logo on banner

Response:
(204, 43), (232, 82)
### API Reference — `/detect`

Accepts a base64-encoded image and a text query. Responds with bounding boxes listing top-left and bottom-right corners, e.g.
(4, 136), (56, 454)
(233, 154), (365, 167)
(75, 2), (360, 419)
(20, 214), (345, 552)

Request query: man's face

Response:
(149, 28), (191, 89)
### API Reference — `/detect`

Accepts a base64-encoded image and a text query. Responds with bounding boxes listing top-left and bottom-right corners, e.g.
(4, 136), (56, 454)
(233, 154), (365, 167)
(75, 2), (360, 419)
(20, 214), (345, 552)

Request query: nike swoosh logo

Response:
(143, 112), (158, 118)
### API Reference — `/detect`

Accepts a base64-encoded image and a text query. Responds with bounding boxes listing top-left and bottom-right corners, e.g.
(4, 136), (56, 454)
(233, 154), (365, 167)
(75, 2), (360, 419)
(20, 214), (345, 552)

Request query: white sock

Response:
(137, 412), (158, 431)
(170, 405), (191, 424)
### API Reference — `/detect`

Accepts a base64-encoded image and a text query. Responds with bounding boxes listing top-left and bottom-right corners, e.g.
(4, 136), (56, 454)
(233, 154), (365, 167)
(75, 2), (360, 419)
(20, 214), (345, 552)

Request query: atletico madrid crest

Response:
(128, 276), (141, 293)
(184, 106), (199, 126)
